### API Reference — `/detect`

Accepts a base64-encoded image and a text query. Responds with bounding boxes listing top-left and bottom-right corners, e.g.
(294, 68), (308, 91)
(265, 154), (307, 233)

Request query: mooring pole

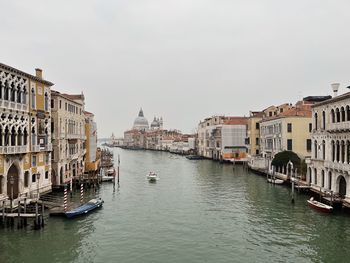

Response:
(80, 183), (84, 204)
(41, 201), (45, 227)
(117, 154), (120, 184)
(17, 199), (21, 229)
(2, 200), (5, 224)
(70, 178), (73, 198)
(64, 184), (68, 212)
(23, 197), (27, 226)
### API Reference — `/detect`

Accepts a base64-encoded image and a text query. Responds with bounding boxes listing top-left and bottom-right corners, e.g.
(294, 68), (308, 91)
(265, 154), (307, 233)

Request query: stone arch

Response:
(6, 163), (21, 199)
(336, 175), (347, 198)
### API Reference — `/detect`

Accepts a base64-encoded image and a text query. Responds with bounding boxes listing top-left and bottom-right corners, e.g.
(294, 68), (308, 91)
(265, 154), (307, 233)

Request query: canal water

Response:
(1, 149), (350, 263)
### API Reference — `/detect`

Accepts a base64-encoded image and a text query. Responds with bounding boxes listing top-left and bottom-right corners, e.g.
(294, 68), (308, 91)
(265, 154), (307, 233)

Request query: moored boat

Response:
(267, 178), (284, 184)
(307, 197), (333, 213)
(186, 155), (203, 160)
(65, 198), (104, 219)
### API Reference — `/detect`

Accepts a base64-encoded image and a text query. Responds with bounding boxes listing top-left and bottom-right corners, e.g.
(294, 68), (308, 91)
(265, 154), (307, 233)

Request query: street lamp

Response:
(9, 175), (14, 210)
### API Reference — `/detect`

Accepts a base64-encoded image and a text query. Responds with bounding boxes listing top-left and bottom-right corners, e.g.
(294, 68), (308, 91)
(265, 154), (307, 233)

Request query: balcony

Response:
(0, 99), (29, 112)
(324, 160), (350, 174)
(327, 122), (350, 133)
(41, 144), (53, 151)
(31, 145), (41, 152)
(67, 134), (81, 140)
(0, 145), (28, 154)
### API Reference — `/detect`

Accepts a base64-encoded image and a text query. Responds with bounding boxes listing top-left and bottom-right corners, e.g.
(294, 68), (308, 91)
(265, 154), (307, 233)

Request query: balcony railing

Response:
(0, 145), (28, 154)
(324, 160), (350, 173)
(67, 134), (81, 140)
(31, 145), (41, 152)
(0, 99), (29, 112)
(327, 122), (350, 132)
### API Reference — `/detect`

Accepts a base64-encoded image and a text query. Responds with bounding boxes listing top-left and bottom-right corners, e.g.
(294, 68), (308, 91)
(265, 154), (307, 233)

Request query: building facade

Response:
(307, 86), (350, 202)
(51, 90), (86, 186)
(0, 63), (53, 201)
(84, 111), (100, 177)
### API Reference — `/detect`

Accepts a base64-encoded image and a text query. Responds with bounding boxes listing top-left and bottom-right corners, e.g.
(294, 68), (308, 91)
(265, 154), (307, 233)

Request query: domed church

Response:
(133, 108), (149, 130)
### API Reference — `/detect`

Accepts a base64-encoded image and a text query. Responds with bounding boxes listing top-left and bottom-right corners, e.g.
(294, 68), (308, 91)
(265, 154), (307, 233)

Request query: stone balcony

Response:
(0, 145), (28, 154)
(0, 99), (28, 112)
(327, 122), (350, 133)
(31, 144), (52, 152)
(324, 160), (350, 175)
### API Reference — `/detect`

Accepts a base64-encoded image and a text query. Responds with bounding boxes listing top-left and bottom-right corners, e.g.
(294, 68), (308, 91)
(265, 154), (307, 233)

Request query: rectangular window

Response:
(256, 149), (259, 155)
(59, 100), (62, 109)
(269, 112), (272, 117)
(65, 102), (67, 111)
(309, 123), (312, 132)
(287, 123), (292, 132)
(32, 155), (37, 167)
(24, 171), (29, 187)
(255, 123), (260, 129)
(45, 171), (49, 179)
(287, 139), (293, 151)
(306, 139), (312, 152)
(51, 122), (54, 133)
(32, 174), (36, 183)
(45, 154), (50, 164)
(256, 138), (259, 145)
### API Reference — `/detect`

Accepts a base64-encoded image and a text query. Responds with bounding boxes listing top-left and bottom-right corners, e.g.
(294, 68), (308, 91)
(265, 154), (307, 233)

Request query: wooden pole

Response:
(41, 201), (45, 227)
(64, 185), (68, 212)
(23, 197), (27, 226)
(17, 199), (20, 228)
(2, 200), (5, 223)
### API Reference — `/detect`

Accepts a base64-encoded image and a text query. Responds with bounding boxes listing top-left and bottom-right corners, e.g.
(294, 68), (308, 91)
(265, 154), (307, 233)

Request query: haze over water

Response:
(1, 149), (350, 263)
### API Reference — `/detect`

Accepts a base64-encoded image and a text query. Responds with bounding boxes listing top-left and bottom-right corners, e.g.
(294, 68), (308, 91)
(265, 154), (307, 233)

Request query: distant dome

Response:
(151, 117), (160, 129)
(133, 108), (149, 130)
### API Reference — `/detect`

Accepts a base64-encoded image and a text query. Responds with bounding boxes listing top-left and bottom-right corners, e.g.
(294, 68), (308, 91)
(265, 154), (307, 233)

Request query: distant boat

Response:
(147, 172), (158, 182)
(307, 197), (333, 213)
(186, 155), (203, 160)
(101, 175), (114, 182)
(65, 198), (104, 219)
(267, 178), (284, 184)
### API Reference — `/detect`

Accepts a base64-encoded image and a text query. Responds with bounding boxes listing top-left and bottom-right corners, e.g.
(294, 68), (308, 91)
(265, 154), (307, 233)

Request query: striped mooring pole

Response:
(80, 183), (84, 204)
(63, 185), (68, 212)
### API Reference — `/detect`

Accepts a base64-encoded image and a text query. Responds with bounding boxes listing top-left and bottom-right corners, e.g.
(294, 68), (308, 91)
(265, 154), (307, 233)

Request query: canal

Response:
(1, 149), (350, 263)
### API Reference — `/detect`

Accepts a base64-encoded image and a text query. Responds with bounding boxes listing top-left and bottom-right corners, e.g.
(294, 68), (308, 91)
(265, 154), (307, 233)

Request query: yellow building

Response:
(84, 111), (100, 177)
(247, 111), (263, 156)
(260, 101), (313, 159)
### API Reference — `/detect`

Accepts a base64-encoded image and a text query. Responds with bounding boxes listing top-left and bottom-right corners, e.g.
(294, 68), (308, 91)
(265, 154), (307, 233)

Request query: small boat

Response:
(101, 175), (114, 182)
(147, 172), (158, 182)
(186, 155), (203, 160)
(65, 198), (104, 219)
(267, 178), (284, 184)
(307, 197), (333, 213)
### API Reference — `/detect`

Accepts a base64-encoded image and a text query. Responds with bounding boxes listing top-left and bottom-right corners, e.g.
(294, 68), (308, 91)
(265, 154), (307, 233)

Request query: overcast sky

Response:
(1, 0), (350, 137)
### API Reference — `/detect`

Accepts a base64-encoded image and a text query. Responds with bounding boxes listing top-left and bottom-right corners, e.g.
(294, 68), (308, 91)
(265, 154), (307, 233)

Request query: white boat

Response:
(267, 178), (284, 184)
(307, 197), (333, 213)
(147, 172), (158, 182)
(102, 175), (114, 182)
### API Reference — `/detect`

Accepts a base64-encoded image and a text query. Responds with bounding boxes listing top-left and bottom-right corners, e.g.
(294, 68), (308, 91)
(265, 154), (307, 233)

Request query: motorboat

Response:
(186, 155), (203, 160)
(147, 172), (158, 182)
(65, 198), (104, 219)
(267, 178), (284, 184)
(307, 197), (333, 213)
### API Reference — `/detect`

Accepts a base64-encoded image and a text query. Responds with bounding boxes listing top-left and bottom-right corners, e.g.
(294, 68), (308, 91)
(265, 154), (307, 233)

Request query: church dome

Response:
(151, 117), (160, 129)
(133, 108), (149, 130)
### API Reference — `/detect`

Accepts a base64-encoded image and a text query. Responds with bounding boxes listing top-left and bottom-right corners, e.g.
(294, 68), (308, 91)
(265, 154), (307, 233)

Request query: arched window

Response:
(0, 175), (3, 194)
(347, 140), (350, 164)
(336, 108), (340, 122)
(314, 168), (318, 185)
(328, 172), (332, 190)
(31, 88), (36, 109)
(331, 109), (335, 123)
(4, 81), (9, 100)
(322, 111), (326, 129)
(341, 140), (345, 163)
(31, 127), (36, 146)
(314, 140), (318, 159)
(347, 106), (350, 122)
(314, 113), (318, 130)
(321, 170), (325, 188)
(22, 87), (27, 104)
(0, 80), (3, 99)
(10, 126), (16, 146)
(341, 107), (346, 122)
(23, 128), (28, 146)
(332, 140), (335, 162)
(322, 140), (326, 160)
(44, 92), (48, 111)
(336, 140), (340, 162)
(17, 86), (21, 103)
(10, 82), (15, 102)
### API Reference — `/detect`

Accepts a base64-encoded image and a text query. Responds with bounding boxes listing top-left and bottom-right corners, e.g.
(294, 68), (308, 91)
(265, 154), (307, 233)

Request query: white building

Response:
(307, 84), (350, 203)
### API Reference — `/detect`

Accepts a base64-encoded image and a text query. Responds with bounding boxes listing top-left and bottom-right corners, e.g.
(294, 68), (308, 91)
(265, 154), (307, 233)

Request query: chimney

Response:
(331, 83), (340, 97)
(35, 68), (43, 79)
